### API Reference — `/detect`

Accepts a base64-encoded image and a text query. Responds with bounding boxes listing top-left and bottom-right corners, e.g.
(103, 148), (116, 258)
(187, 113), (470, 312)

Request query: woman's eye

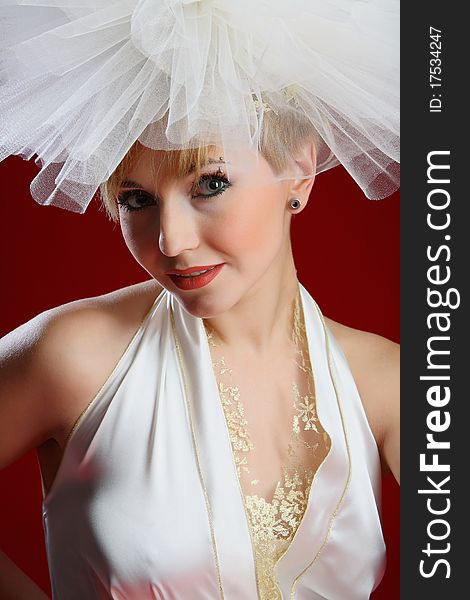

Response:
(117, 190), (156, 212)
(192, 173), (231, 198)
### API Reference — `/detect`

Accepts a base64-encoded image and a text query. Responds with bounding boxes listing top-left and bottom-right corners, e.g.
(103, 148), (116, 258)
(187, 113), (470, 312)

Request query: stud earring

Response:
(289, 198), (301, 210)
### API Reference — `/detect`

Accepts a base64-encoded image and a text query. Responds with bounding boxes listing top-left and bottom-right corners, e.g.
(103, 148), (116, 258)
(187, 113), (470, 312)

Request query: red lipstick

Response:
(167, 263), (224, 290)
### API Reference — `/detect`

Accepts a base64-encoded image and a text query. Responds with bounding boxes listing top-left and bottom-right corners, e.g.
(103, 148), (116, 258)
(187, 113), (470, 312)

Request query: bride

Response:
(0, 1), (399, 598)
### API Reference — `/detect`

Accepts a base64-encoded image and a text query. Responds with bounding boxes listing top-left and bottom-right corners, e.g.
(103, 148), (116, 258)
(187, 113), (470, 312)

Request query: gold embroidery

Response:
(216, 371), (254, 477)
(292, 384), (319, 435)
(203, 287), (331, 599)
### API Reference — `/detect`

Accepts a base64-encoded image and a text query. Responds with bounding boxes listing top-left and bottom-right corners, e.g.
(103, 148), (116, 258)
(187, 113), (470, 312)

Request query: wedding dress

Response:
(42, 282), (385, 599)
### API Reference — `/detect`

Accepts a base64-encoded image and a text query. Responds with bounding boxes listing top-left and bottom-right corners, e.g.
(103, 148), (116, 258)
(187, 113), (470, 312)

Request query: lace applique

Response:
(215, 361), (254, 476)
(203, 287), (330, 599)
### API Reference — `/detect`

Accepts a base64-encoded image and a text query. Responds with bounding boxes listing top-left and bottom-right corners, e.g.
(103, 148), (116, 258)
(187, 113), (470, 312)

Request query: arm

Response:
(352, 332), (400, 483)
(379, 342), (400, 483)
(325, 317), (400, 483)
(0, 282), (163, 597)
(0, 314), (59, 599)
(0, 311), (58, 472)
(1, 279), (165, 470)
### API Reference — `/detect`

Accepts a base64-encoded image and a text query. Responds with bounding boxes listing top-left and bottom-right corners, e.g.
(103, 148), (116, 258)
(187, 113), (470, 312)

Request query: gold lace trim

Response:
(203, 287), (330, 599)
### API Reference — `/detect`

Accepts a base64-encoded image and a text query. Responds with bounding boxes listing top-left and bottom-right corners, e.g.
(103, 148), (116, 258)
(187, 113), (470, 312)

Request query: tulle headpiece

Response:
(0, 0), (399, 212)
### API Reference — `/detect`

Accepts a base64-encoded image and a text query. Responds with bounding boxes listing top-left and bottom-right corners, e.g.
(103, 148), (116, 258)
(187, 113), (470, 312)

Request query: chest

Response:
(207, 344), (330, 498)
(42, 293), (386, 599)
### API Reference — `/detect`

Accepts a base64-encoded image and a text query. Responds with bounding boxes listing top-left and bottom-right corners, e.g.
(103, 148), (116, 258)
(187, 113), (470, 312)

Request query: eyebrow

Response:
(120, 158), (226, 189)
(121, 179), (144, 189)
(202, 158), (226, 167)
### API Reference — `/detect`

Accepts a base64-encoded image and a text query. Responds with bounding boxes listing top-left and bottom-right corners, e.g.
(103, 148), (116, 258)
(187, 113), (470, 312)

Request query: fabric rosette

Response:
(0, 0), (399, 212)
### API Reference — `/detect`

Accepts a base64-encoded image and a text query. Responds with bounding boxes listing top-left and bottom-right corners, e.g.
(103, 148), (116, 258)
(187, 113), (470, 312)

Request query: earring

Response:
(289, 198), (301, 210)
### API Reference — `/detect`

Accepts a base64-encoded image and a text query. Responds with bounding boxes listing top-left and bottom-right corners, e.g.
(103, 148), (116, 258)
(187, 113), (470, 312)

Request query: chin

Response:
(171, 289), (237, 320)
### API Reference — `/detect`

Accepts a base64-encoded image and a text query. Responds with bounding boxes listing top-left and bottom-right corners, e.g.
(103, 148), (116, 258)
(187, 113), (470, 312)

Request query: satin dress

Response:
(42, 282), (386, 599)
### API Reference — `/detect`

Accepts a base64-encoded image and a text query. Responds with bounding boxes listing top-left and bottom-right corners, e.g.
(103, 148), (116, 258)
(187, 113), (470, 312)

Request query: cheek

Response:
(218, 189), (285, 256)
(119, 216), (158, 264)
(120, 219), (141, 256)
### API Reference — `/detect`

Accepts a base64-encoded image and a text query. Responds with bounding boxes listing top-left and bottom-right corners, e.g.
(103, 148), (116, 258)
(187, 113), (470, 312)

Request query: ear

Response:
(287, 139), (317, 210)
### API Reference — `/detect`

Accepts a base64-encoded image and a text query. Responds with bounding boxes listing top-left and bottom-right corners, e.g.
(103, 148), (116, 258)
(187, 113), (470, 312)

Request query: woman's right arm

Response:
(0, 311), (59, 599)
(0, 282), (161, 597)
(0, 311), (61, 471)
(1, 282), (163, 471)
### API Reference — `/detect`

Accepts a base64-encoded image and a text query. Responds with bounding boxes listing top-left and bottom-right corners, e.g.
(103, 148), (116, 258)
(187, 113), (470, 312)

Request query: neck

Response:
(202, 243), (299, 356)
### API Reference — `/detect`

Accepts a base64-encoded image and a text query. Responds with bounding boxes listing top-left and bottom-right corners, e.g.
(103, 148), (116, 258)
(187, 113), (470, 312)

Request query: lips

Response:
(167, 263), (224, 290)
(166, 264), (222, 275)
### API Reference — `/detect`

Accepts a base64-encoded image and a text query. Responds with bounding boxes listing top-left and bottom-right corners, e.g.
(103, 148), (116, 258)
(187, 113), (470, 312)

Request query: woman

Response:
(0, 1), (399, 598)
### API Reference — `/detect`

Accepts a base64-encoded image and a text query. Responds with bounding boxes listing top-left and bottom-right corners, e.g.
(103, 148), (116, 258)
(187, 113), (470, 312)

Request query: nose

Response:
(158, 195), (199, 257)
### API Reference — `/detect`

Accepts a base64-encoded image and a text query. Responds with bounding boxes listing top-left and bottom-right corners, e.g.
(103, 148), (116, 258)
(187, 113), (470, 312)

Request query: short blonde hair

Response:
(100, 109), (319, 221)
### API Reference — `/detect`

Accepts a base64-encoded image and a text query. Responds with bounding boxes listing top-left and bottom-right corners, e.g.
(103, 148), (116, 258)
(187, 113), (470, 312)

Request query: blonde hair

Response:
(100, 109), (319, 221)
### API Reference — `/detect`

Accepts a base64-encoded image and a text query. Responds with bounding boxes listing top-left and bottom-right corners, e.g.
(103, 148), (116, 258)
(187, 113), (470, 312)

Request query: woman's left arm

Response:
(328, 319), (400, 484)
(356, 333), (400, 484)
(379, 341), (400, 484)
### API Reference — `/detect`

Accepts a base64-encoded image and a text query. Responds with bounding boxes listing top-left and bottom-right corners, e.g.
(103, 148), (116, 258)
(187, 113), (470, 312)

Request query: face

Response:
(117, 145), (294, 318)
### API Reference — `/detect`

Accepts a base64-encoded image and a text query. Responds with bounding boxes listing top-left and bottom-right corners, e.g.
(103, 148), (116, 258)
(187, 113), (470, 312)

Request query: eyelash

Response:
(193, 171), (231, 198)
(117, 170), (232, 212)
(116, 189), (152, 212)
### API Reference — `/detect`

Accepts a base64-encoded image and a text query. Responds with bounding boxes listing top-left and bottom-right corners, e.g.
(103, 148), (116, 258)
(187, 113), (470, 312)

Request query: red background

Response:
(0, 156), (399, 598)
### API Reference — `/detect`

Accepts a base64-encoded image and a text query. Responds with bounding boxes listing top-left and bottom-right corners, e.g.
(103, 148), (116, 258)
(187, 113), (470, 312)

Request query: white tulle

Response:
(0, 0), (399, 212)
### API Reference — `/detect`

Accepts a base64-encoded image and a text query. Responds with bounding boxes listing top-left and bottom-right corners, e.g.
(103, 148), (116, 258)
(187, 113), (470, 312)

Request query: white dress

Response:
(42, 282), (386, 599)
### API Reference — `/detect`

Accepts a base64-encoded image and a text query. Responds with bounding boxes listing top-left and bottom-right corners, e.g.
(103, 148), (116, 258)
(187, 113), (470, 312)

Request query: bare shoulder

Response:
(323, 316), (400, 479)
(44, 278), (163, 340)
(0, 279), (163, 459)
(324, 316), (399, 367)
(13, 278), (163, 367)
(2, 277), (163, 351)
(39, 279), (164, 437)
